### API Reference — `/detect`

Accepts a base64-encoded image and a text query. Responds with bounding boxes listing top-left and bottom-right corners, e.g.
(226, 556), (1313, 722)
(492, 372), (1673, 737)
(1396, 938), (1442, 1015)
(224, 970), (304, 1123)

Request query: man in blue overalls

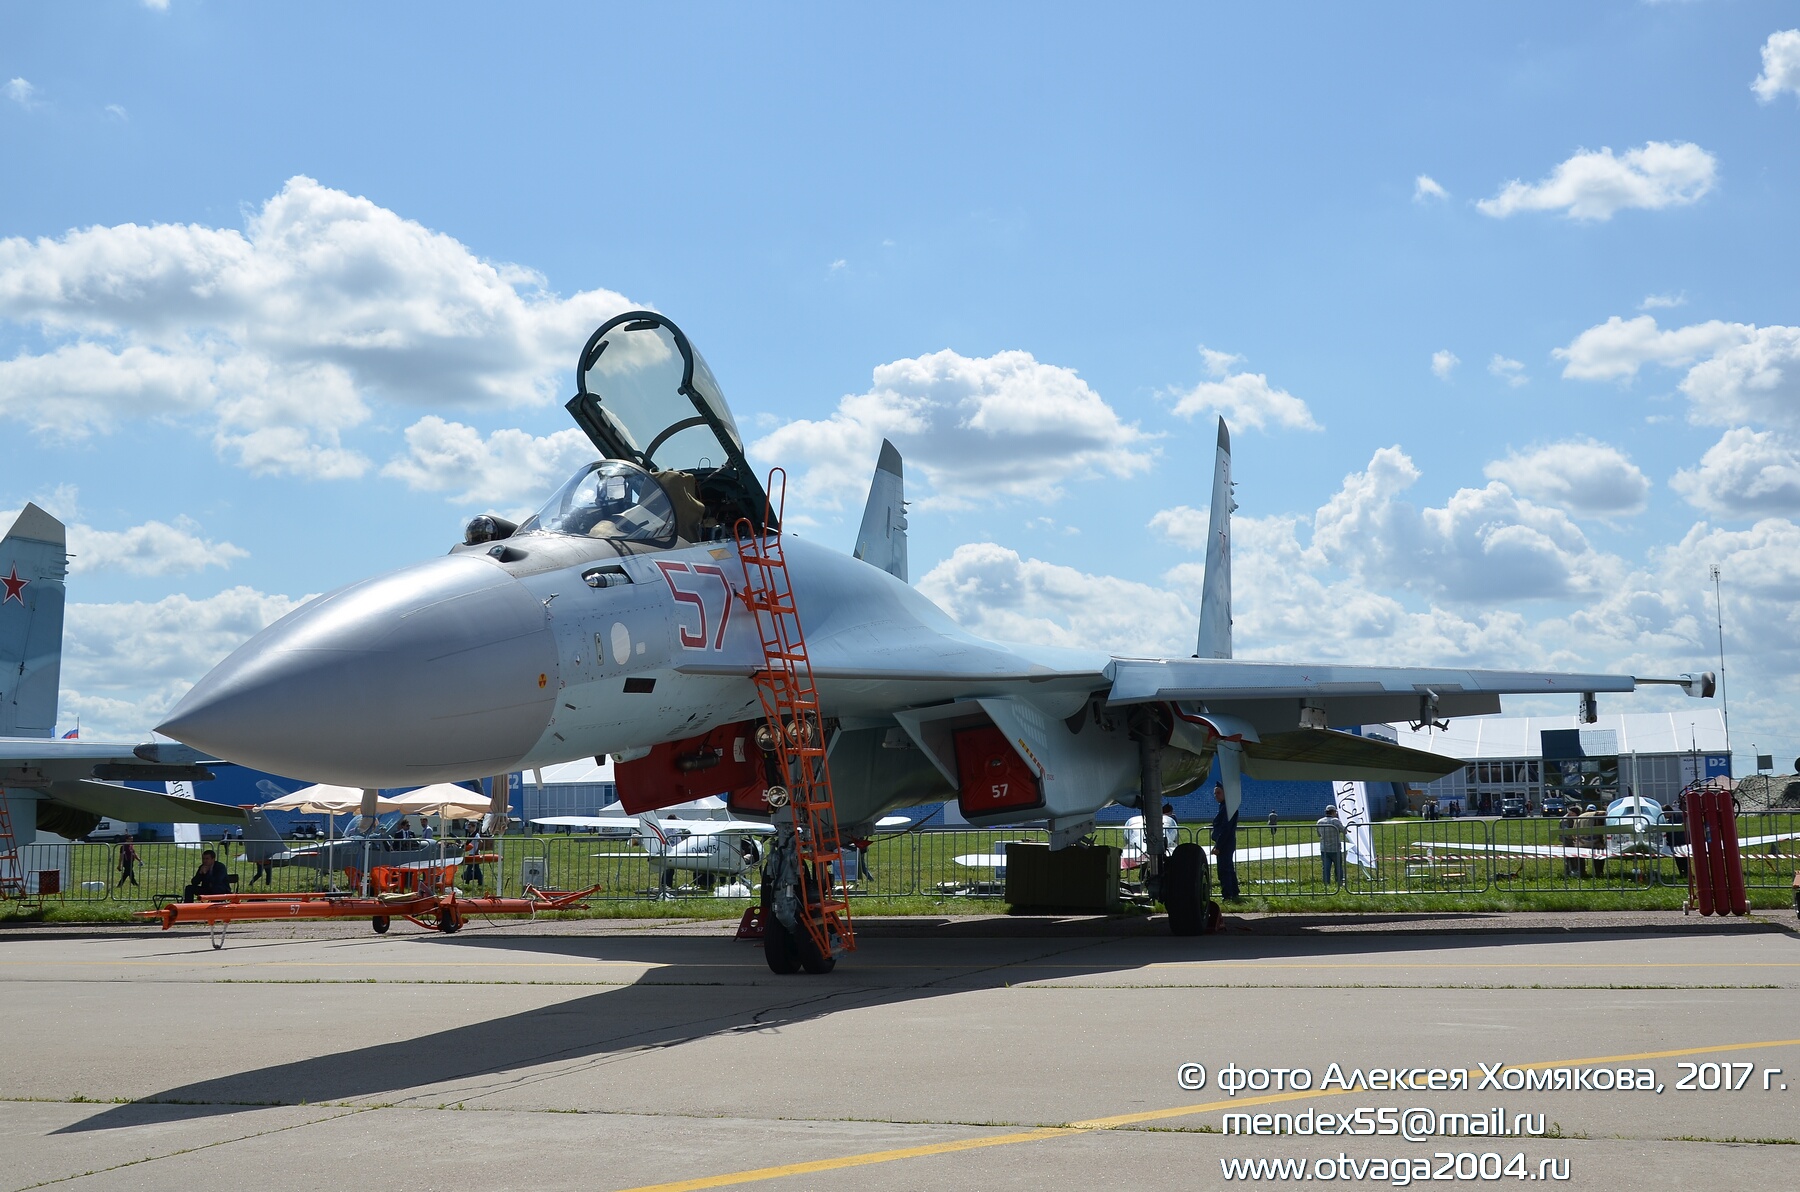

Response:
(1210, 783), (1240, 901)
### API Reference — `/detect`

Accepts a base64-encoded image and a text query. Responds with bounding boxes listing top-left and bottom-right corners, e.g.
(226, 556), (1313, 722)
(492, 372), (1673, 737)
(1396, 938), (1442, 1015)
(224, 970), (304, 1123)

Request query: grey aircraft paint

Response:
(158, 313), (1716, 845)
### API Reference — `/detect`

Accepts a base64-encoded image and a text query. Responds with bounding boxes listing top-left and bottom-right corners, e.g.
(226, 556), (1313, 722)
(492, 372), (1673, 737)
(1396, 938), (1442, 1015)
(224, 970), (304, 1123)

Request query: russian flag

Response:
(61, 728), (78, 739)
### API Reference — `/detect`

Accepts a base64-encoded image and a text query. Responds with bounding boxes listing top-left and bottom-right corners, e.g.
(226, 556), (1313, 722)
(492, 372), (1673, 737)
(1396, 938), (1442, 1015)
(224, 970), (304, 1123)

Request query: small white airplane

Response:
(536, 805), (911, 890)
(1424, 792), (1800, 864)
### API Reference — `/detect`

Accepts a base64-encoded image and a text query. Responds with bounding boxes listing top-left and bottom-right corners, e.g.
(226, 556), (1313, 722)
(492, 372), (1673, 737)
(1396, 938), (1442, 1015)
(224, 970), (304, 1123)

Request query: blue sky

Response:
(2, 2), (1798, 771)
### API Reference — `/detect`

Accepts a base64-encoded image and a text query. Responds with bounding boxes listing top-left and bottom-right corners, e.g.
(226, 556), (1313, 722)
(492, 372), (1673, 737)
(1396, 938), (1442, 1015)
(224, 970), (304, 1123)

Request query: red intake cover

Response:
(616, 722), (764, 814)
(953, 724), (1043, 817)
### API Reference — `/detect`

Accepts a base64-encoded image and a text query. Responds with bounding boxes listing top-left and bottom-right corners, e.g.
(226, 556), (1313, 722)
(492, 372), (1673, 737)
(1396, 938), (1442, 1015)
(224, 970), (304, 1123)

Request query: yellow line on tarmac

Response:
(0, 959), (667, 968)
(1147, 961), (1800, 969)
(609, 1036), (1800, 1192)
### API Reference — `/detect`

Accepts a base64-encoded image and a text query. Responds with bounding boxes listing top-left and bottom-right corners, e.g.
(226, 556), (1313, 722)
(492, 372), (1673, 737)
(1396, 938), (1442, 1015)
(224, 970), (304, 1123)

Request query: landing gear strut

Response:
(1136, 710), (1220, 937)
(759, 822), (835, 975)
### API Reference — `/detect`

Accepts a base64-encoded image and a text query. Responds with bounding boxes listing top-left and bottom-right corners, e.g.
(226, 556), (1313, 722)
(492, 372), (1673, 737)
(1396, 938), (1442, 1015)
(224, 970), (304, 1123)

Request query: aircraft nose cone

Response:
(159, 556), (558, 786)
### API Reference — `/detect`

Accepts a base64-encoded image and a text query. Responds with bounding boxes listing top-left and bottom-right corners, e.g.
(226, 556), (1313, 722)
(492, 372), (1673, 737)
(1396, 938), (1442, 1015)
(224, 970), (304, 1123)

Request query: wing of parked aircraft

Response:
(0, 504), (245, 839)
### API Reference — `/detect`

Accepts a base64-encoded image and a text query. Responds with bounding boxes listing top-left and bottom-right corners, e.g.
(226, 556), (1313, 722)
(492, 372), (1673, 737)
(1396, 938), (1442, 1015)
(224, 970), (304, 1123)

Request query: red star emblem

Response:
(1, 566), (27, 605)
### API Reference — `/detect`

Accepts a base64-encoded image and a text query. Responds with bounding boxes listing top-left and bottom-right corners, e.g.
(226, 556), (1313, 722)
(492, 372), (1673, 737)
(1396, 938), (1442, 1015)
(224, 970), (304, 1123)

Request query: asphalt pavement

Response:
(2, 911), (1796, 1191)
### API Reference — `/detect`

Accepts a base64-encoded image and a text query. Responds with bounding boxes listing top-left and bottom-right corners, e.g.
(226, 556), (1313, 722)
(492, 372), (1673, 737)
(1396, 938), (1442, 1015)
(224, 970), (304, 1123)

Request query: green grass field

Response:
(5, 818), (1794, 925)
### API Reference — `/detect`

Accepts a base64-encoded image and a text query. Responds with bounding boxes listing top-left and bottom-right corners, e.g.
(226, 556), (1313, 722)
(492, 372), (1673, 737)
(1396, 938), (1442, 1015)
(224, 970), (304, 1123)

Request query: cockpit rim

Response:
(565, 310), (776, 532)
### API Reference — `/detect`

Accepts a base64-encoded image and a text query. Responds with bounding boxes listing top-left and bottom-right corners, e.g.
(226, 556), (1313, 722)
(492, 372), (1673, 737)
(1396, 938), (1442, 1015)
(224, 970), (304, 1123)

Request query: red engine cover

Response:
(954, 724), (1043, 817)
(616, 722), (765, 814)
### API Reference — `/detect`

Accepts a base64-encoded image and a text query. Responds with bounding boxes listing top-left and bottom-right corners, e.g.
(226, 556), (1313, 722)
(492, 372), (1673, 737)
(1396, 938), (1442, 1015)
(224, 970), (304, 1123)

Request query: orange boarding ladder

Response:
(0, 789), (27, 900)
(735, 469), (855, 962)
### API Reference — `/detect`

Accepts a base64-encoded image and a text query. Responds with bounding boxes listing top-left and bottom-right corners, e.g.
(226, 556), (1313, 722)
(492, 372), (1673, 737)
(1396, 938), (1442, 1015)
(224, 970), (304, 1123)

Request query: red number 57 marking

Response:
(655, 561), (733, 650)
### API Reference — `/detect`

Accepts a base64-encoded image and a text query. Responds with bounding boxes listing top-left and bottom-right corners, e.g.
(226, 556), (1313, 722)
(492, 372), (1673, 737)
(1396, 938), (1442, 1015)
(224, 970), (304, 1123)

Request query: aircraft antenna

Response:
(1709, 564), (1729, 760)
(735, 471), (856, 966)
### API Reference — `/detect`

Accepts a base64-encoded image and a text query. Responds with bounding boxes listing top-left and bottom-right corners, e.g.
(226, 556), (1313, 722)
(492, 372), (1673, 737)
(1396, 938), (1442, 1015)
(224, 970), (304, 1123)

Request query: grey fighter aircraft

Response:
(0, 504), (245, 849)
(158, 311), (1715, 963)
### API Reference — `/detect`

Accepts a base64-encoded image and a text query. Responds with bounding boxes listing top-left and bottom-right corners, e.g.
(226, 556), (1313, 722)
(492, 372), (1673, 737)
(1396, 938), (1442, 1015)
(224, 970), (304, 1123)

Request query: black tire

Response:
(437, 911), (461, 934)
(372, 915), (390, 935)
(1163, 843), (1211, 937)
(762, 913), (803, 974)
(797, 922), (836, 975)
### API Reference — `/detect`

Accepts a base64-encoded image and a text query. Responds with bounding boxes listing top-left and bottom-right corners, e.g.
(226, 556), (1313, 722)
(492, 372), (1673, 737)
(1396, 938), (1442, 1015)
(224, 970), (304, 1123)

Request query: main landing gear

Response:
(1136, 711), (1221, 938)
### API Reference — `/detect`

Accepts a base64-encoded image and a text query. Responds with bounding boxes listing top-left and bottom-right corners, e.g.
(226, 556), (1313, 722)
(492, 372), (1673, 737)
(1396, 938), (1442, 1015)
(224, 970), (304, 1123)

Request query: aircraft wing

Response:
(1108, 658), (1647, 726)
(531, 815), (639, 830)
(1670, 831), (1800, 858)
(0, 736), (244, 831)
(1425, 840), (1608, 860)
(1231, 841), (1323, 863)
(41, 779), (248, 825)
(664, 819), (775, 836)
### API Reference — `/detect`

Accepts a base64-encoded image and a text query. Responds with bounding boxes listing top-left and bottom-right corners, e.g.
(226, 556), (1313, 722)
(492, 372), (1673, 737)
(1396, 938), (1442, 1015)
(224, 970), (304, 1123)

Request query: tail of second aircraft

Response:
(0, 504), (67, 738)
(1195, 418), (1234, 659)
(853, 439), (908, 582)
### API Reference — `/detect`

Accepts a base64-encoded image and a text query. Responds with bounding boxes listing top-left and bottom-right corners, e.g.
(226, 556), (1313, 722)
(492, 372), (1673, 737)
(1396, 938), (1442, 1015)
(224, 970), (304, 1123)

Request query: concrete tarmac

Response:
(2, 913), (1797, 1191)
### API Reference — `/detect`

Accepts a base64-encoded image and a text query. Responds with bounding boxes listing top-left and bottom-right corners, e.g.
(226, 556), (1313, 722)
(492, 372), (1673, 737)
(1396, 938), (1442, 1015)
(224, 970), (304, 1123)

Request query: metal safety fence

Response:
(3, 813), (1796, 906)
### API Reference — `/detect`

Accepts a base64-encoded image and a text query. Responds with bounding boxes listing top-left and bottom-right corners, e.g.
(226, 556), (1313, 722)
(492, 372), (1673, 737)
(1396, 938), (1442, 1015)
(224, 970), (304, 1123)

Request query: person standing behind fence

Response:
(1210, 784), (1241, 901)
(117, 836), (139, 888)
(1315, 804), (1346, 888)
(1578, 803), (1607, 878)
(1267, 808), (1279, 838)
(1559, 805), (1586, 878)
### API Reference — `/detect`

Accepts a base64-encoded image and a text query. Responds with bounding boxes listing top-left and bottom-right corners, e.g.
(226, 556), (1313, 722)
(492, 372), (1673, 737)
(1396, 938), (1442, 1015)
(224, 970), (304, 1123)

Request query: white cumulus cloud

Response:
(1553, 314), (1753, 383)
(1556, 315), (1800, 430)
(63, 587), (306, 739)
(917, 542), (1192, 657)
(1, 497), (248, 577)
(1752, 29), (1800, 102)
(383, 416), (599, 509)
(1483, 439), (1650, 518)
(5, 78), (37, 108)
(1671, 427), (1800, 518)
(1167, 347), (1320, 432)
(750, 348), (1154, 511)
(1311, 446), (1621, 602)
(1639, 292), (1685, 311)
(1488, 355), (1527, 387)
(1414, 175), (1449, 203)
(1476, 141), (1717, 221)
(1431, 350), (1460, 380)
(0, 176), (634, 479)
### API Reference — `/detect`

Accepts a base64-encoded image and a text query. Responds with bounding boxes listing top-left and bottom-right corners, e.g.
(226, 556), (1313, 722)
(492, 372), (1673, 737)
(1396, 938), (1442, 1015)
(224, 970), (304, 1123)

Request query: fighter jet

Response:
(0, 504), (246, 850)
(158, 311), (1715, 965)
(236, 808), (466, 884)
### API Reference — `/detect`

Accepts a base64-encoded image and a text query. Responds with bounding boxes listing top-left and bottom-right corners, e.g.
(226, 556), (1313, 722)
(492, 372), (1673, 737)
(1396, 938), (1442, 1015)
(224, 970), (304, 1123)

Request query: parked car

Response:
(1541, 797), (1567, 817)
(1499, 797), (1528, 818)
(288, 821), (325, 840)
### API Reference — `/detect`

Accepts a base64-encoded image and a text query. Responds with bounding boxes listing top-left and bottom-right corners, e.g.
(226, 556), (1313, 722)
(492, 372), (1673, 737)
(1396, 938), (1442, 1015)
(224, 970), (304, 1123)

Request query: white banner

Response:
(1333, 780), (1375, 870)
(166, 781), (200, 846)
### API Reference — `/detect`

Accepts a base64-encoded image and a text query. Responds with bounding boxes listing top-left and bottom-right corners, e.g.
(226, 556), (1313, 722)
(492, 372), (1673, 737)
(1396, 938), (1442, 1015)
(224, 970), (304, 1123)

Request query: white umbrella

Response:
(261, 784), (400, 814)
(385, 783), (490, 820)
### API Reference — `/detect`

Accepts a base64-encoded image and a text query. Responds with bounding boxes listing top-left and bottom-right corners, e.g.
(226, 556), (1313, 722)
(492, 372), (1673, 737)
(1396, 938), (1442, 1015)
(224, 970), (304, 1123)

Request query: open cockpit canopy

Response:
(564, 311), (773, 535)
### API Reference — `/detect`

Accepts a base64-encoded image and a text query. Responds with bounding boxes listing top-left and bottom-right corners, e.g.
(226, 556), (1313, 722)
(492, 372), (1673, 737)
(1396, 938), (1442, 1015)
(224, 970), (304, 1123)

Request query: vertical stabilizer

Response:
(0, 504), (67, 738)
(852, 439), (909, 582)
(1195, 419), (1234, 659)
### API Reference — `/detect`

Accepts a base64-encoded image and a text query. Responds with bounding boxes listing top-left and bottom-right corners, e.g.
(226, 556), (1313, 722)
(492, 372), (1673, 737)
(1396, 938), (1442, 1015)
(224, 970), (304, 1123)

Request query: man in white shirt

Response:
(1315, 804), (1347, 888)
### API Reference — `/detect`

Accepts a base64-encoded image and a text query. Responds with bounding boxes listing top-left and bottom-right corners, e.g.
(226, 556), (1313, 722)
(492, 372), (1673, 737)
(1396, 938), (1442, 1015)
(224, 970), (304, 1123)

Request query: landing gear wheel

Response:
(372, 915), (390, 935)
(1163, 843), (1213, 937)
(437, 910), (462, 934)
(761, 912), (802, 974)
(797, 922), (837, 975)
(762, 912), (836, 974)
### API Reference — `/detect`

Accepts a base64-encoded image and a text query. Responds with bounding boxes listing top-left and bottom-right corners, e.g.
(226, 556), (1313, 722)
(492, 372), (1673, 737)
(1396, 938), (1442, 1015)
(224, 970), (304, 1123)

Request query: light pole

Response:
(1710, 564), (1730, 764)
